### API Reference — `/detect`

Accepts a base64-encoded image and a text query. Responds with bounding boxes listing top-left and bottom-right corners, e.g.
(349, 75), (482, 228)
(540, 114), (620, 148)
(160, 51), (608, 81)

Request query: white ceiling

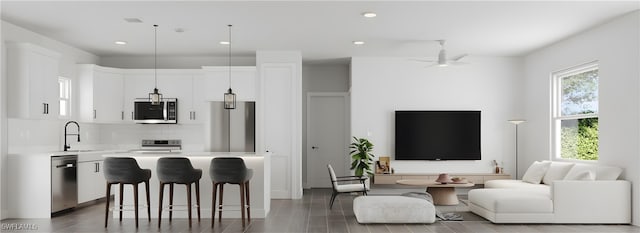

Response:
(2, 1), (639, 64)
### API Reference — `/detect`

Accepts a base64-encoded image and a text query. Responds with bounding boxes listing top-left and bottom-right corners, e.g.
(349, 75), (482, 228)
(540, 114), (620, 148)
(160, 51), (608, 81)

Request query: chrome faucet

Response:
(63, 121), (80, 151)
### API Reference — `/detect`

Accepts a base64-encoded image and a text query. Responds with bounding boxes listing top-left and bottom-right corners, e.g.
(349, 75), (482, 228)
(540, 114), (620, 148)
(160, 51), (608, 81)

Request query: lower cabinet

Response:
(78, 160), (105, 203)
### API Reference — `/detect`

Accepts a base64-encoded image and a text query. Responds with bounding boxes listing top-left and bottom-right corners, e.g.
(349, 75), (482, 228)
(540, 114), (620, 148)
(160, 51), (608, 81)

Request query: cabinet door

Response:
(7, 43), (60, 119)
(158, 74), (195, 124)
(196, 70), (228, 102)
(93, 71), (124, 122)
(262, 64), (296, 199)
(231, 68), (257, 101)
(77, 161), (103, 203)
(123, 74), (154, 122)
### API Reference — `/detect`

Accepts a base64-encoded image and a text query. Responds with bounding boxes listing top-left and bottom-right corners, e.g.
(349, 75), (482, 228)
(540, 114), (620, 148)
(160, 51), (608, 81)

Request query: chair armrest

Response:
(552, 180), (631, 223)
(336, 176), (368, 182)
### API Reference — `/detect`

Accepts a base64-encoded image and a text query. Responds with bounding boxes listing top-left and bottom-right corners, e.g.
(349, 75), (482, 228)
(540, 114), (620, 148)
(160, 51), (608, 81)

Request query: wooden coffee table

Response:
(396, 179), (475, 205)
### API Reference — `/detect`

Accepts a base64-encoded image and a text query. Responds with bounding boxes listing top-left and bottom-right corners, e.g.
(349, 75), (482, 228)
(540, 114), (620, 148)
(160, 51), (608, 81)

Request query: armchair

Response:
(327, 164), (368, 209)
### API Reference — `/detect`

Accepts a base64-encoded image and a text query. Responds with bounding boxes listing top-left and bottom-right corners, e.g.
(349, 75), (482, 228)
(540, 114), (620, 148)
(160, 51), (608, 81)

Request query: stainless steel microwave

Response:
(134, 98), (178, 124)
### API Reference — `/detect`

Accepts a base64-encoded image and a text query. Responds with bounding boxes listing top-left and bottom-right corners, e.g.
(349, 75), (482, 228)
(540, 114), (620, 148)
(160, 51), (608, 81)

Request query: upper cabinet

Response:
(77, 65), (124, 123)
(75, 65), (256, 125)
(7, 43), (61, 119)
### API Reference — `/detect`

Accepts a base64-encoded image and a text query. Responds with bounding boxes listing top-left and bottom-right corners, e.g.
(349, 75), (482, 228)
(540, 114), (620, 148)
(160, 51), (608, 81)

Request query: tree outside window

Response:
(552, 63), (598, 161)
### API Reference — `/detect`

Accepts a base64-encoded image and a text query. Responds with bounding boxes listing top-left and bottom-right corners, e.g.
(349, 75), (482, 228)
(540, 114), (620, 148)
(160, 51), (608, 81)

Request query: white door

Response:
(307, 93), (349, 188)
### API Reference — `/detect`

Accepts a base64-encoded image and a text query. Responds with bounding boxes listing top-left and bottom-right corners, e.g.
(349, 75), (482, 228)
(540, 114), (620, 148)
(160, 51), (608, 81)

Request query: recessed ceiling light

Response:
(114, 41), (127, 45)
(123, 18), (143, 23)
(220, 41), (230, 45)
(353, 41), (365, 45)
(362, 12), (377, 18)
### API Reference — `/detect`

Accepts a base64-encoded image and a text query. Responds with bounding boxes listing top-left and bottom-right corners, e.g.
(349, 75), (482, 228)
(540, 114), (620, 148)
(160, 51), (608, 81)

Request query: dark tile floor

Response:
(2, 188), (639, 233)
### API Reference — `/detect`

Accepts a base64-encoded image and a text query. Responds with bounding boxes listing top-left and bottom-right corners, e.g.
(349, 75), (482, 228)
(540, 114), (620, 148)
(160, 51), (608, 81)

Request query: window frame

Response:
(58, 77), (72, 119)
(551, 61), (599, 162)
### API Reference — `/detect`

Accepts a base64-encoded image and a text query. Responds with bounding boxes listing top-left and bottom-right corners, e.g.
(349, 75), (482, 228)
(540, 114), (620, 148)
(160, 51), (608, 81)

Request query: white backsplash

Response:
(8, 118), (204, 154)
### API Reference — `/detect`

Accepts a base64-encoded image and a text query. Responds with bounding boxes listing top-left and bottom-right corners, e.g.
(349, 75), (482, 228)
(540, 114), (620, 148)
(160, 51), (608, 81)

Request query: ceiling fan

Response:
(414, 40), (468, 67)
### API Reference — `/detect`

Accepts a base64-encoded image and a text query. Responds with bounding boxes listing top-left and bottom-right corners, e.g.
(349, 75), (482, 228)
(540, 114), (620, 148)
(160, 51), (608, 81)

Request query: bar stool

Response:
(210, 157), (253, 228)
(157, 157), (202, 228)
(103, 157), (152, 228)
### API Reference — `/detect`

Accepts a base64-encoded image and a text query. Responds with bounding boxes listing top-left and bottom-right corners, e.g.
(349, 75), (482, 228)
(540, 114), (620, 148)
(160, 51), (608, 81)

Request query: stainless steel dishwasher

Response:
(51, 155), (78, 213)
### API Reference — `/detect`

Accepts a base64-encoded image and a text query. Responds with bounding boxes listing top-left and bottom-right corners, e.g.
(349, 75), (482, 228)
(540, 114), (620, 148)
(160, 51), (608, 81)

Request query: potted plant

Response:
(350, 137), (375, 177)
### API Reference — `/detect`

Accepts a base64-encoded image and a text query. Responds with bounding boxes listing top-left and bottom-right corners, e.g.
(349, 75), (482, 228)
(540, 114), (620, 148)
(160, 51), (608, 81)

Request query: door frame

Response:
(306, 92), (350, 188)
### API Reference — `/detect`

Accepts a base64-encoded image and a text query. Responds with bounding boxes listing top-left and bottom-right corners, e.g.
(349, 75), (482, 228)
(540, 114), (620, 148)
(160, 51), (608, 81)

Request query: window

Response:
(59, 77), (71, 117)
(552, 62), (599, 161)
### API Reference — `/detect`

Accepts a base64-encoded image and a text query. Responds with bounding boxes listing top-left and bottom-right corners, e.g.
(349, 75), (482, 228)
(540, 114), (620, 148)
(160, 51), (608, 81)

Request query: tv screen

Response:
(395, 111), (481, 160)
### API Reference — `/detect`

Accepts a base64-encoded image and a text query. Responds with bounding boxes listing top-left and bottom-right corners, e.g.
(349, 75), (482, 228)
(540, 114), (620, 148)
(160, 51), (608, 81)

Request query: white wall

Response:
(100, 55), (255, 69)
(522, 11), (640, 225)
(350, 56), (524, 174)
(301, 64), (350, 187)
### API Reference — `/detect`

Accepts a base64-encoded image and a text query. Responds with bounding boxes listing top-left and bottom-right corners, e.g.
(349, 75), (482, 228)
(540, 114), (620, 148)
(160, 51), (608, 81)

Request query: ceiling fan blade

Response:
(409, 58), (436, 63)
(451, 54), (468, 61)
(449, 61), (469, 66)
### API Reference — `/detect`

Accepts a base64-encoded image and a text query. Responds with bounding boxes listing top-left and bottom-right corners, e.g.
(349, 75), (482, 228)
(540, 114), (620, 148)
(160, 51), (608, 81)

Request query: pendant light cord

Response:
(154, 24), (158, 90)
(228, 24), (232, 90)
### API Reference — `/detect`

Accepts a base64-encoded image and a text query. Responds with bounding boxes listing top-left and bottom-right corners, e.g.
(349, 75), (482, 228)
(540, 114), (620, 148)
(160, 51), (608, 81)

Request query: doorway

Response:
(306, 93), (349, 188)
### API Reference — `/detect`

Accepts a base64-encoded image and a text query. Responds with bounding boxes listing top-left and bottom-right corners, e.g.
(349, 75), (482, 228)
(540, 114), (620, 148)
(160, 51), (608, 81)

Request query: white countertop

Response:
(104, 151), (269, 157)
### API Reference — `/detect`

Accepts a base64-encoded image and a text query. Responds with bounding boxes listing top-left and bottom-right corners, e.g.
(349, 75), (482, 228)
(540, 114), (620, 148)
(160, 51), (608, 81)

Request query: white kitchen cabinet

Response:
(198, 66), (257, 102)
(123, 72), (154, 122)
(257, 58), (302, 199)
(123, 70), (203, 124)
(7, 42), (61, 119)
(157, 72), (201, 124)
(77, 160), (104, 203)
(77, 65), (124, 123)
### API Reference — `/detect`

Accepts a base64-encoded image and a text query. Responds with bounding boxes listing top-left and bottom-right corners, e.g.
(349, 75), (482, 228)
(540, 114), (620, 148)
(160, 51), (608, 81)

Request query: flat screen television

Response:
(395, 111), (481, 160)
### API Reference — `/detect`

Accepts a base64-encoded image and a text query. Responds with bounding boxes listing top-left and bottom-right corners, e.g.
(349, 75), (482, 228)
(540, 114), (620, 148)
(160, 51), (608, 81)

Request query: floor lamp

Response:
(508, 120), (525, 179)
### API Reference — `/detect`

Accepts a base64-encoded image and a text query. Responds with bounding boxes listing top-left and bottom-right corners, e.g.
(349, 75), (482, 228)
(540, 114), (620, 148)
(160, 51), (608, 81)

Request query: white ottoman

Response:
(353, 196), (436, 224)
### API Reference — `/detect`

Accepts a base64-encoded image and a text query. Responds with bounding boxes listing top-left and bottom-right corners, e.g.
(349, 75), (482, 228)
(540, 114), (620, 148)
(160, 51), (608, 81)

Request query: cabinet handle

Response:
(43, 103), (47, 114)
(121, 111), (124, 120)
(189, 111), (192, 120)
(45, 103), (49, 114)
(193, 111), (196, 120)
(93, 110), (96, 119)
(95, 163), (98, 173)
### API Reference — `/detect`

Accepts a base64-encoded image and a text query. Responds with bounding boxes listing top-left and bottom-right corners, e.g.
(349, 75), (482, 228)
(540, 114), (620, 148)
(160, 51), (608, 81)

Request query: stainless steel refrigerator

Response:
(207, 101), (255, 152)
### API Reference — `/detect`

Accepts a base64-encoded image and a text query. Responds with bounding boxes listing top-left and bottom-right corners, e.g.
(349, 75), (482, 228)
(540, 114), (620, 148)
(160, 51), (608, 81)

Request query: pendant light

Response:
(223, 24), (236, 109)
(149, 24), (163, 105)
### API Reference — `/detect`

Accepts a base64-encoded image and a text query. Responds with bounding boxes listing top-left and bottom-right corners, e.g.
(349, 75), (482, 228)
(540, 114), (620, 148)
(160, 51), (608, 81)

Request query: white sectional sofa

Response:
(468, 161), (631, 224)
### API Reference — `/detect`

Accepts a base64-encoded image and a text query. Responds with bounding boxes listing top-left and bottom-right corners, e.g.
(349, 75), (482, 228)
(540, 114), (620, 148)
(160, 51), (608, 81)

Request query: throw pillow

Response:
(571, 170), (595, 181)
(564, 163), (596, 180)
(521, 161), (552, 184)
(595, 166), (623, 180)
(542, 161), (575, 184)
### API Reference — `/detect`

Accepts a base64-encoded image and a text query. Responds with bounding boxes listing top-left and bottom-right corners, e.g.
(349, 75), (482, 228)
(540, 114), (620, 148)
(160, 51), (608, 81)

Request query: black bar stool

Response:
(157, 157), (202, 228)
(103, 157), (152, 228)
(210, 157), (253, 228)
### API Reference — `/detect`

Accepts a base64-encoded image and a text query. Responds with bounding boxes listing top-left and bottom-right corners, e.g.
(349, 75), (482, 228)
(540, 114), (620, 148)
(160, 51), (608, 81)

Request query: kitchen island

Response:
(103, 152), (271, 219)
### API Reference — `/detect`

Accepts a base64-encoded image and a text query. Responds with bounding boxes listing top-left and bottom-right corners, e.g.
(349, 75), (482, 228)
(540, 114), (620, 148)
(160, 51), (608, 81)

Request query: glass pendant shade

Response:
(150, 88), (162, 105)
(224, 88), (236, 109)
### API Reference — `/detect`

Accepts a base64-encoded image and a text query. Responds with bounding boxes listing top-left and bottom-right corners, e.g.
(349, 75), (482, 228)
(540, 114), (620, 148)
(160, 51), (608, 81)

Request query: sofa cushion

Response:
(484, 179), (550, 193)
(468, 189), (553, 213)
(542, 161), (575, 184)
(522, 161), (551, 184)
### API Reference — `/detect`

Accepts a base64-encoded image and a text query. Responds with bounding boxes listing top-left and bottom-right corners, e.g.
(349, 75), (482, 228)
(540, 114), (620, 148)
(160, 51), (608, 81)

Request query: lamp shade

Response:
(224, 88), (236, 109)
